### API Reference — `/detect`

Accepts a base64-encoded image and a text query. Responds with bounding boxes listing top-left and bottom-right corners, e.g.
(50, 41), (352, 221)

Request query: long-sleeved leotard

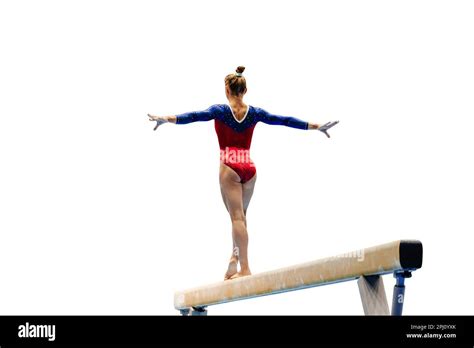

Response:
(175, 104), (308, 183)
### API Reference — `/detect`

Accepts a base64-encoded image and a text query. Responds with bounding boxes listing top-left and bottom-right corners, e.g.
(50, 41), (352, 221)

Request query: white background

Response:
(0, 0), (473, 315)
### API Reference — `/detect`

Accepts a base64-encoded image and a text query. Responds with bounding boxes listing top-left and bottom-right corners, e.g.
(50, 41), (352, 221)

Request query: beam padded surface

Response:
(174, 239), (422, 310)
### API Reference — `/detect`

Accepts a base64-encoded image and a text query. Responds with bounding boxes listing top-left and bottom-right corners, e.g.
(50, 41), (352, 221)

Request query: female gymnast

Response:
(148, 66), (338, 280)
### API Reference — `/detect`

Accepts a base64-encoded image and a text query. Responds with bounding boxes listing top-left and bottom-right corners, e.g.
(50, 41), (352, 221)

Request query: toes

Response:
(229, 272), (240, 280)
(224, 272), (235, 281)
(229, 272), (251, 280)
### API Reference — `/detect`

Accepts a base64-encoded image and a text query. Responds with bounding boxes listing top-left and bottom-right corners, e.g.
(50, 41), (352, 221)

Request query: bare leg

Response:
(220, 164), (253, 280)
(220, 170), (256, 279)
(230, 173), (256, 279)
(220, 177), (239, 279)
(242, 172), (257, 215)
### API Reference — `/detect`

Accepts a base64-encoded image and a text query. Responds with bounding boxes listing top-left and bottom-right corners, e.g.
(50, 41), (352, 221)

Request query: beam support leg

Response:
(178, 307), (208, 316)
(191, 306), (208, 316)
(179, 308), (190, 316)
(391, 271), (411, 316)
(357, 275), (389, 315)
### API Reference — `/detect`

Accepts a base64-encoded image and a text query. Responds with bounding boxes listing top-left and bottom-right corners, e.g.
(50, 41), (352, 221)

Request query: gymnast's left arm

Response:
(147, 105), (217, 131)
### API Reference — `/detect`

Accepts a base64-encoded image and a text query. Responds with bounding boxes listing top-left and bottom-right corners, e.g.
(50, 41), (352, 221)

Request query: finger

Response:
(324, 121), (339, 131)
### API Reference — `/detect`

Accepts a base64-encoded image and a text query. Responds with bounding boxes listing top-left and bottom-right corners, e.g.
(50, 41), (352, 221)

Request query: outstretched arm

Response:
(147, 105), (217, 131)
(256, 108), (338, 138)
(256, 109), (310, 130)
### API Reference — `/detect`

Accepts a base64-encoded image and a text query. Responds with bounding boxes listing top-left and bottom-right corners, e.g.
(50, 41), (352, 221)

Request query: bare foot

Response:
(224, 261), (238, 280)
(229, 269), (251, 280)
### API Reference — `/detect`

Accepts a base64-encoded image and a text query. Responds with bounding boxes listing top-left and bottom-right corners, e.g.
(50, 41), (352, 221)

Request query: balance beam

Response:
(174, 239), (423, 315)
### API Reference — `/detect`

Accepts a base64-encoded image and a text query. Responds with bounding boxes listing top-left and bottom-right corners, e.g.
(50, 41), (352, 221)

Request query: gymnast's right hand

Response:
(316, 121), (339, 138)
(148, 114), (168, 131)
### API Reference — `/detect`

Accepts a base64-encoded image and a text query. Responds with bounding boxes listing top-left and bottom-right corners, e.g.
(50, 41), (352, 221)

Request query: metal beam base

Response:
(391, 271), (412, 315)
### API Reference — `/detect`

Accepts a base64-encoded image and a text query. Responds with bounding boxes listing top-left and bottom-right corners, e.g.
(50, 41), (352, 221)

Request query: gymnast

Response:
(148, 66), (339, 280)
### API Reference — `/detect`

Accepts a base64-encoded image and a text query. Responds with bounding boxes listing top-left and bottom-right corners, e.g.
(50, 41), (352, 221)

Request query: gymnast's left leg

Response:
(220, 164), (251, 280)
(220, 179), (239, 279)
(221, 171), (256, 280)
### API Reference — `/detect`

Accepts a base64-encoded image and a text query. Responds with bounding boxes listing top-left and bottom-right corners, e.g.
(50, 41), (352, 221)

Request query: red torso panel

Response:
(214, 119), (256, 150)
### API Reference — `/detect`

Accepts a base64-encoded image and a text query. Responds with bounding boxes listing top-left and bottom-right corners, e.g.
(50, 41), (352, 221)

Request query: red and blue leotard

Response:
(176, 104), (308, 183)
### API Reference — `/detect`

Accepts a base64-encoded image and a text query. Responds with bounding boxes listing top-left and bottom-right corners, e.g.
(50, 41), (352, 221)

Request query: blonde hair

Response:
(224, 66), (247, 96)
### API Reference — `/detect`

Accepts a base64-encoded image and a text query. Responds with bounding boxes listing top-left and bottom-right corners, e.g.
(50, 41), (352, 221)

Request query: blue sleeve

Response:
(175, 105), (219, 124)
(255, 107), (308, 130)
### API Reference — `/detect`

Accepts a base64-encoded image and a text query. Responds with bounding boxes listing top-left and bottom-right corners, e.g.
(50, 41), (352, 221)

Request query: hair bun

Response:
(236, 66), (246, 74)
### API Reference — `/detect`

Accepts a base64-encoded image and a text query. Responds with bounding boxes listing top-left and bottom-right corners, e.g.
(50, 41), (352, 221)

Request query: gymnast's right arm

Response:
(148, 105), (217, 130)
(255, 107), (339, 137)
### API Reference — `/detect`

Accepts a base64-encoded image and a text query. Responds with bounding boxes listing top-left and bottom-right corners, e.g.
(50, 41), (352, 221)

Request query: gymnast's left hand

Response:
(148, 114), (168, 131)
